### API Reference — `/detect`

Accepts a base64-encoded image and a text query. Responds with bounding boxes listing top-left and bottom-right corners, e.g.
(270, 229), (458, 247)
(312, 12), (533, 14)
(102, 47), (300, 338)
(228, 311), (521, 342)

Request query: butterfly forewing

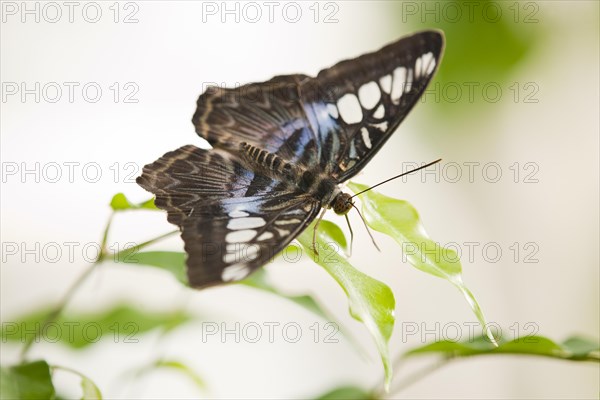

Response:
(192, 75), (322, 169)
(303, 30), (444, 181)
(139, 30), (444, 288)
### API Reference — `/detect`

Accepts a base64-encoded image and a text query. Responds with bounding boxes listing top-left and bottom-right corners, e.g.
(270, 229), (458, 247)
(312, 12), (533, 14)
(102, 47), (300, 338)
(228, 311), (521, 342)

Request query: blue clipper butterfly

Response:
(137, 30), (444, 288)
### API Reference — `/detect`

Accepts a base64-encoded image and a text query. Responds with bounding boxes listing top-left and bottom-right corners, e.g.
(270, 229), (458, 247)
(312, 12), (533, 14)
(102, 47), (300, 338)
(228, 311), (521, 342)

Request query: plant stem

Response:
(19, 210), (177, 362)
(382, 357), (452, 397)
(19, 261), (100, 362)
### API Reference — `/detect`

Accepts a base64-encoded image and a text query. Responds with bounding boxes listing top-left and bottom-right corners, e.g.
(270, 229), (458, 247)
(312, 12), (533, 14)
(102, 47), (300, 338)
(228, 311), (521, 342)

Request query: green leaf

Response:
(406, 335), (600, 362)
(109, 193), (157, 211)
(400, 1), (542, 118)
(121, 247), (341, 329)
(560, 336), (600, 359)
(241, 268), (328, 320)
(118, 250), (189, 286)
(316, 385), (375, 400)
(297, 221), (395, 390)
(1, 305), (191, 349)
(319, 220), (349, 254)
(52, 365), (102, 400)
(129, 359), (206, 393)
(348, 182), (495, 345)
(152, 360), (206, 390)
(80, 375), (102, 400)
(0, 360), (55, 400)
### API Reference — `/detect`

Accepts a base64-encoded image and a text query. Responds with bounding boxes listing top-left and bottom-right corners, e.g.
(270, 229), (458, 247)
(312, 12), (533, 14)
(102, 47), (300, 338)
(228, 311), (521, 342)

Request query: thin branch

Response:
(19, 210), (178, 361)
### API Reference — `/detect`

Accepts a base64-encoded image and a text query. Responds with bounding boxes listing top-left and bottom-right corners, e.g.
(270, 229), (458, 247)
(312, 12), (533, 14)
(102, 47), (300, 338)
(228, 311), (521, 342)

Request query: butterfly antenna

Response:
(352, 203), (381, 252)
(344, 213), (354, 257)
(350, 158), (442, 199)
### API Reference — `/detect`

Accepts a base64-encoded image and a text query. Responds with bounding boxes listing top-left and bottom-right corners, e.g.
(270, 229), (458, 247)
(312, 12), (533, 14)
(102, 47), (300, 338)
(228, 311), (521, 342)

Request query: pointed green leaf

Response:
(52, 365), (102, 400)
(319, 220), (349, 254)
(406, 335), (599, 362)
(80, 375), (102, 400)
(560, 336), (600, 359)
(348, 182), (495, 345)
(118, 250), (189, 286)
(0, 360), (55, 400)
(110, 193), (157, 211)
(241, 268), (328, 320)
(129, 359), (206, 393)
(152, 360), (206, 390)
(297, 221), (395, 390)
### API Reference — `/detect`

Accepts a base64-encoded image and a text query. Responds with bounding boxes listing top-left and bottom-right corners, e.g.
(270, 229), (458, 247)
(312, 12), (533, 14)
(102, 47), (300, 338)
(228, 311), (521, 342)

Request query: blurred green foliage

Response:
(391, 0), (543, 118)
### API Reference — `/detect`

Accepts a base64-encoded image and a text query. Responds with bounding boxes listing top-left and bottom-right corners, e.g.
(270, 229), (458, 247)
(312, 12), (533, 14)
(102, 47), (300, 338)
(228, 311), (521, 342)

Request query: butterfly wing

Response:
(137, 145), (320, 288)
(302, 30), (445, 181)
(192, 75), (322, 168)
(140, 31), (443, 287)
(191, 30), (444, 180)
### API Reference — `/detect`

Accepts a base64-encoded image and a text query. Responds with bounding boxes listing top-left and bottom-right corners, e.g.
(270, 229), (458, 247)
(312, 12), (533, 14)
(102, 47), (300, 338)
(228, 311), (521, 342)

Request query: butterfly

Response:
(137, 30), (444, 288)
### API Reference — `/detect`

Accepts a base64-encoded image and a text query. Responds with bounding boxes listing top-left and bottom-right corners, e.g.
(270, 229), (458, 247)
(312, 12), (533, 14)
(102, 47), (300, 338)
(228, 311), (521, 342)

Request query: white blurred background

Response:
(1, 1), (598, 398)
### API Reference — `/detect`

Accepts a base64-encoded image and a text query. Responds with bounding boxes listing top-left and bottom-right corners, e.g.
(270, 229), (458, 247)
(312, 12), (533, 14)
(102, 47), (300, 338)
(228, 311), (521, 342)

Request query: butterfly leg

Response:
(312, 208), (327, 256)
(352, 204), (381, 252)
(344, 214), (354, 257)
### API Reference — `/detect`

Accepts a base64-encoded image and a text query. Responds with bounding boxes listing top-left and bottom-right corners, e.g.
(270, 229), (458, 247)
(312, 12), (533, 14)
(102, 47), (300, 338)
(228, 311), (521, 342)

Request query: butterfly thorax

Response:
(240, 141), (352, 215)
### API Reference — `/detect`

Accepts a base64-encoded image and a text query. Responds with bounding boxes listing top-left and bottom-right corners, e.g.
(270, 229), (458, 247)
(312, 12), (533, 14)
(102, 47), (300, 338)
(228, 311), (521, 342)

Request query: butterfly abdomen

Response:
(240, 141), (339, 205)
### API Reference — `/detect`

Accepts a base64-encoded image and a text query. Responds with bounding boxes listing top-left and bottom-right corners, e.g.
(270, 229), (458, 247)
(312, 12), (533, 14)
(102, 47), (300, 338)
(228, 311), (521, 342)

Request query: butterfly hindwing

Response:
(137, 145), (321, 288)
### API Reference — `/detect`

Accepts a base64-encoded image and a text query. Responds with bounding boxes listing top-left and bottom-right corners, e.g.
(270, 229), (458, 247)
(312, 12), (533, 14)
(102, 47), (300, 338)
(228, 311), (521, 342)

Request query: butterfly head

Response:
(331, 192), (353, 215)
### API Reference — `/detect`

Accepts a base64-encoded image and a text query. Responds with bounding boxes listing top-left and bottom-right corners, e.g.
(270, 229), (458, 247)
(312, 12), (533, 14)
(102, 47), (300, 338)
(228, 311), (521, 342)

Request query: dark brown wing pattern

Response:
(138, 31), (444, 288)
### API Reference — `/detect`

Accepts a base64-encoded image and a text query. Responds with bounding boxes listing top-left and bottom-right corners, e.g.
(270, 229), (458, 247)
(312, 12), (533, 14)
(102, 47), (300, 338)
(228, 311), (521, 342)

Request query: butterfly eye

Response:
(332, 193), (353, 215)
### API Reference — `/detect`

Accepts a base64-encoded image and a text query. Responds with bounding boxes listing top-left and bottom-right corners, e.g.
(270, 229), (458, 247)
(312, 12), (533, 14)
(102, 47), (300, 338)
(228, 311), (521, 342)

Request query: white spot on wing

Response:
(349, 140), (357, 159)
(391, 67), (407, 104)
(423, 52), (436, 75)
(227, 217), (265, 230)
(326, 103), (339, 119)
(373, 104), (385, 119)
(415, 56), (423, 78)
(257, 232), (274, 241)
(374, 121), (388, 132)
(361, 128), (372, 149)
(275, 228), (290, 237)
(221, 264), (251, 281)
(223, 244), (260, 264)
(337, 93), (362, 124)
(358, 81), (380, 110)
(226, 229), (256, 243)
(275, 218), (301, 225)
(379, 74), (392, 94)
(244, 244), (260, 261)
(228, 210), (249, 218)
(405, 68), (413, 92)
